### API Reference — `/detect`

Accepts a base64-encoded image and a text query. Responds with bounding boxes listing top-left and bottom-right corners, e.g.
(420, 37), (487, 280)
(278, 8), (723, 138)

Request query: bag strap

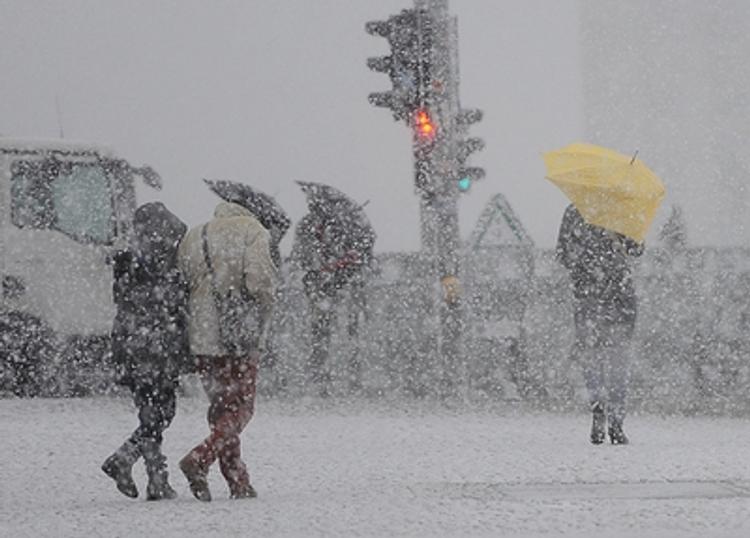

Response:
(200, 224), (214, 274)
(200, 224), (225, 308)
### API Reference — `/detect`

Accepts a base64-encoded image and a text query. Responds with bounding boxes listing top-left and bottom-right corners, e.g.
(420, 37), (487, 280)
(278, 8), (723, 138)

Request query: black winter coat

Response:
(555, 204), (643, 327)
(111, 203), (189, 386)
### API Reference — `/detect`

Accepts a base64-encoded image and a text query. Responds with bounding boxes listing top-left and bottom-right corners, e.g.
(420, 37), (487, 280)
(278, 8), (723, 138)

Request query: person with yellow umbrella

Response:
(544, 143), (666, 445)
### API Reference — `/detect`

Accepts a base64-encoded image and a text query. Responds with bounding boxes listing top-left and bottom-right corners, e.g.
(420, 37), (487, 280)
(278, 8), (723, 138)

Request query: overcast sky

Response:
(2, 0), (583, 253)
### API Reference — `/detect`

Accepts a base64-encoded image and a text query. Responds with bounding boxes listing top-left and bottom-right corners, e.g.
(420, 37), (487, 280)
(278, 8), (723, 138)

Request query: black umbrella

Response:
(296, 181), (367, 220)
(296, 180), (376, 262)
(204, 179), (291, 236)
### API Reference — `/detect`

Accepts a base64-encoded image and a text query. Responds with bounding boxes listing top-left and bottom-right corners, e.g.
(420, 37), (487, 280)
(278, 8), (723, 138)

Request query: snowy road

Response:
(2, 397), (750, 538)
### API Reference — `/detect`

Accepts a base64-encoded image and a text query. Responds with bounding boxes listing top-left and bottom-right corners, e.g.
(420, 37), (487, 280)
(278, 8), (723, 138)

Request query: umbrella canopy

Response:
(543, 143), (666, 242)
(203, 179), (291, 237)
(297, 181), (365, 216)
(296, 180), (376, 261)
(297, 180), (374, 230)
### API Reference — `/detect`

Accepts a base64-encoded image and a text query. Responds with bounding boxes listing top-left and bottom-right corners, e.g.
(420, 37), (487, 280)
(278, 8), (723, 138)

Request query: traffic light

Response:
(414, 108), (437, 140)
(457, 176), (472, 192)
(455, 108), (485, 192)
(413, 108), (437, 193)
(366, 9), (431, 122)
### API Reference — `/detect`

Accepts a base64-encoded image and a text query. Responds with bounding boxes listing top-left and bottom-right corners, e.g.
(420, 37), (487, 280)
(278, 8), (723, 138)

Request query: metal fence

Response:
(261, 246), (750, 415)
(4, 244), (750, 415)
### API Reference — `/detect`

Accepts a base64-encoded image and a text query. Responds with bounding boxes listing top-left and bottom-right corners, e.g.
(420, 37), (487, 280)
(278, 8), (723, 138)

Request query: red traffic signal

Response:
(415, 109), (436, 139)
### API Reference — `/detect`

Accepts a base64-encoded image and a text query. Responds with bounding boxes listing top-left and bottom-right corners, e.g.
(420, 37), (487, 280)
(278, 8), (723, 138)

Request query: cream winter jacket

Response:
(178, 202), (276, 357)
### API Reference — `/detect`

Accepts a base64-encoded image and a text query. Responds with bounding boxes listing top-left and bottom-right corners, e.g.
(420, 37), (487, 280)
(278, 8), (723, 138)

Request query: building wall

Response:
(580, 0), (750, 246)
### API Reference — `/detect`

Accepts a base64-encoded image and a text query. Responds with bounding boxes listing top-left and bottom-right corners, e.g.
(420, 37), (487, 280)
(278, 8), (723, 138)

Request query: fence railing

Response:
(261, 246), (750, 414)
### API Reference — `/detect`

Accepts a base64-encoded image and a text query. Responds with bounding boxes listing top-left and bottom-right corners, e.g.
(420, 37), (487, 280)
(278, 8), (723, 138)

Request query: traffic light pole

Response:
(414, 0), (464, 398)
(367, 0), (483, 398)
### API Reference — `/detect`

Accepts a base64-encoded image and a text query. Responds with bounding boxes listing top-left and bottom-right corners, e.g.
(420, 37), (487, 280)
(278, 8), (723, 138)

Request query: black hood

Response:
(133, 202), (187, 263)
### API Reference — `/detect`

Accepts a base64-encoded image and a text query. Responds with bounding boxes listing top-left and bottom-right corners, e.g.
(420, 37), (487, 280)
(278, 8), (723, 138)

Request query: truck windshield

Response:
(11, 159), (115, 244)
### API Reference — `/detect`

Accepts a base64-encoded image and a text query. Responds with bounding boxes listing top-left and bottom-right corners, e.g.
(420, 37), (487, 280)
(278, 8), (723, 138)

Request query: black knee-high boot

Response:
(140, 438), (177, 500)
(102, 439), (141, 498)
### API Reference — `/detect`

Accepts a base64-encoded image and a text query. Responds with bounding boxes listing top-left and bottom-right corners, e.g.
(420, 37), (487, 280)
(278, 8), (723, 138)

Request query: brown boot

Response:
(230, 484), (257, 499)
(179, 454), (211, 502)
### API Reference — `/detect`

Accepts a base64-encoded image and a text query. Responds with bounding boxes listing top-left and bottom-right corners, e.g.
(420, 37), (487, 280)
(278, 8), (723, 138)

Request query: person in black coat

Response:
(291, 205), (375, 397)
(101, 202), (189, 500)
(556, 204), (643, 445)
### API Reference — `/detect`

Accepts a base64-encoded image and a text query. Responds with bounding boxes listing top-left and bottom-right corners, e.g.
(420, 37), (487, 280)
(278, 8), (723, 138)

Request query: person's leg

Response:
(574, 307), (607, 444)
(214, 356), (258, 498)
(139, 375), (178, 500)
(180, 356), (222, 501)
(101, 380), (145, 498)
(309, 299), (333, 396)
(603, 324), (633, 444)
(346, 287), (363, 394)
(577, 320), (606, 408)
(580, 344), (607, 444)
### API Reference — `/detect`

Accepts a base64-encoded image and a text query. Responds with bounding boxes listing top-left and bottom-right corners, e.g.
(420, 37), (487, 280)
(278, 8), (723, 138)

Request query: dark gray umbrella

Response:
(296, 181), (367, 220)
(296, 181), (376, 264)
(204, 179), (291, 236)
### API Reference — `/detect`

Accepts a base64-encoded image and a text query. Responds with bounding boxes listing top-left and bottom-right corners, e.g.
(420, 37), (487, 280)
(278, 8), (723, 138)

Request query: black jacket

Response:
(556, 204), (643, 325)
(111, 203), (189, 386)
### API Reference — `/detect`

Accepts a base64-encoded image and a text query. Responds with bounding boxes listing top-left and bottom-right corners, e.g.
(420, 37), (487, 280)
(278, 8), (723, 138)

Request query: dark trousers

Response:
(306, 281), (364, 394)
(573, 301), (634, 422)
(128, 375), (177, 447)
(184, 354), (258, 494)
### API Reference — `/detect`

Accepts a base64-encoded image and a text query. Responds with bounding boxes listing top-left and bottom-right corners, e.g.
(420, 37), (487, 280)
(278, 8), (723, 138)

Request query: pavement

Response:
(1, 396), (750, 537)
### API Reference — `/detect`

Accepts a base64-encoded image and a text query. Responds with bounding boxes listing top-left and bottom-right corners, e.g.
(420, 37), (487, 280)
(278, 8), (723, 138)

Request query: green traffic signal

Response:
(458, 177), (472, 192)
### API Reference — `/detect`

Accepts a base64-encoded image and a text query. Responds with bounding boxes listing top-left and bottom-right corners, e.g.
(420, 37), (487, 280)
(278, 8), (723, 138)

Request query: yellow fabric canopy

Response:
(543, 143), (666, 242)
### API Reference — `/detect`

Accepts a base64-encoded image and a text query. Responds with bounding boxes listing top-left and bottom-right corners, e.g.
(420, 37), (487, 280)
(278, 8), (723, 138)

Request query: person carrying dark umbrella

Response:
(290, 181), (376, 397)
(177, 194), (277, 501)
(203, 179), (291, 392)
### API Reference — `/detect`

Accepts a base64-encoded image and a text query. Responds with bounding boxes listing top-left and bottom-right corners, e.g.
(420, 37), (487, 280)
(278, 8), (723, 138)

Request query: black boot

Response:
(141, 439), (177, 501)
(608, 418), (629, 445)
(146, 470), (177, 500)
(102, 440), (140, 498)
(590, 402), (606, 445)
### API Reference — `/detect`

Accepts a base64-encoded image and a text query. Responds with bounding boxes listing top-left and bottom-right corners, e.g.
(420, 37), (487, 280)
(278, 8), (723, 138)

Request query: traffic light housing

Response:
(366, 9), (432, 122)
(455, 108), (485, 192)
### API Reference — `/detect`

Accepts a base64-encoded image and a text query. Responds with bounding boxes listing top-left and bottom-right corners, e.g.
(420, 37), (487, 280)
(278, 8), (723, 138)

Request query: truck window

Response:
(11, 159), (115, 244)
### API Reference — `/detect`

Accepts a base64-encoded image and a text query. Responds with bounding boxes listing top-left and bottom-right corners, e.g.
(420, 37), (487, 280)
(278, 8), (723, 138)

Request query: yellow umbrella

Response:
(543, 142), (666, 242)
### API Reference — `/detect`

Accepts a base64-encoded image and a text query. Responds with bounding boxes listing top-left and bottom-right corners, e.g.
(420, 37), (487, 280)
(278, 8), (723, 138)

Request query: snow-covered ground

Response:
(2, 396), (750, 538)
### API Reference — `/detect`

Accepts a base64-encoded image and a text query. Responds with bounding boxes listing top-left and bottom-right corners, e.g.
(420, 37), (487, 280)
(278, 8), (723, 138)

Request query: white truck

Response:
(0, 138), (161, 396)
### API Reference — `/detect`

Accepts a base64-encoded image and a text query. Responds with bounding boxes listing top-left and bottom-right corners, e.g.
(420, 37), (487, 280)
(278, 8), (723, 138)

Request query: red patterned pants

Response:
(185, 354), (258, 493)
